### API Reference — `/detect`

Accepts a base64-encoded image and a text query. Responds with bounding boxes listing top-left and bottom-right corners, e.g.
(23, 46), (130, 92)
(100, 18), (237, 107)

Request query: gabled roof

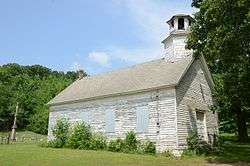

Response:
(48, 56), (193, 106)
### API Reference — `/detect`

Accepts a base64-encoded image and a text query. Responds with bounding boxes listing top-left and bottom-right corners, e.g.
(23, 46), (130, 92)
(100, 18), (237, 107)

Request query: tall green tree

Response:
(0, 63), (86, 134)
(188, 0), (250, 142)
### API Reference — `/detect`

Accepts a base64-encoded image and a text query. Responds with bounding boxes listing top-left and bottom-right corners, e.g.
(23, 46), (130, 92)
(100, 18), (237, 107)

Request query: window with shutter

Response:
(105, 110), (115, 133)
(136, 107), (149, 133)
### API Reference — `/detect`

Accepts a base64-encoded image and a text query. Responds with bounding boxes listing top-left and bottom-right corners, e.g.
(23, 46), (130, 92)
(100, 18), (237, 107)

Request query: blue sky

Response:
(0, 0), (195, 75)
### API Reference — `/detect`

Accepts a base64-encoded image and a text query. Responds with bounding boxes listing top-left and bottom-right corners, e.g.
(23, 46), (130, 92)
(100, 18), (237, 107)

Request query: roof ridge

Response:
(80, 58), (166, 80)
(80, 57), (193, 81)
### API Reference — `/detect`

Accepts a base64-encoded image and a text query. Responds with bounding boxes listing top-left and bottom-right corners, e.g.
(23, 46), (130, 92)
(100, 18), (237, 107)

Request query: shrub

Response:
(50, 118), (70, 148)
(124, 131), (138, 152)
(108, 138), (125, 152)
(107, 132), (156, 155)
(46, 122), (156, 156)
(67, 122), (92, 149)
(48, 139), (65, 148)
(161, 150), (175, 158)
(90, 133), (107, 150)
(137, 140), (156, 155)
(186, 130), (212, 155)
(143, 140), (156, 154)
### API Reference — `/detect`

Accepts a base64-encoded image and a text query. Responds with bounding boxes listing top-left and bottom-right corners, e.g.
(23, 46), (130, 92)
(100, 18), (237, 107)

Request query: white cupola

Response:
(162, 14), (193, 61)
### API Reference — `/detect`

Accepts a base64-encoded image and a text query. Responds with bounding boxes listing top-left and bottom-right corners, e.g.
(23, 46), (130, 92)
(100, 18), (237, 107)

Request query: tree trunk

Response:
(232, 99), (248, 142)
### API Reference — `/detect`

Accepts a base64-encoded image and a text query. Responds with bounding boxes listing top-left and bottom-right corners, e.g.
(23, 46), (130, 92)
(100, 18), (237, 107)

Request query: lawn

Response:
(0, 144), (207, 166)
(0, 143), (250, 166)
(0, 132), (249, 166)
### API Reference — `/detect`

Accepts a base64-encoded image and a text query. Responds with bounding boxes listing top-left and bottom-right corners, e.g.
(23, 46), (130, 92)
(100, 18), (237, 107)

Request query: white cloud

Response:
(87, 0), (169, 67)
(71, 62), (82, 71)
(105, 0), (180, 64)
(86, 0), (195, 73)
(116, 0), (168, 43)
(88, 51), (111, 67)
(107, 46), (163, 63)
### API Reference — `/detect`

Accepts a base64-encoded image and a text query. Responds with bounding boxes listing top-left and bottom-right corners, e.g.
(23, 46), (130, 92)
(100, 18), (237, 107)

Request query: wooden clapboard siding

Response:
(48, 88), (178, 153)
(176, 58), (218, 148)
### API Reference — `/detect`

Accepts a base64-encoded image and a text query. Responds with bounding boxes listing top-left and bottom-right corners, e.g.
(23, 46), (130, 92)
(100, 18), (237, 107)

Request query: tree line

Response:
(0, 63), (86, 135)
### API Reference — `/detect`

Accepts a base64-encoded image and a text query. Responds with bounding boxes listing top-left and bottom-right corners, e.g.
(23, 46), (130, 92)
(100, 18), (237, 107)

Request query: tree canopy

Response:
(0, 63), (86, 134)
(188, 0), (250, 142)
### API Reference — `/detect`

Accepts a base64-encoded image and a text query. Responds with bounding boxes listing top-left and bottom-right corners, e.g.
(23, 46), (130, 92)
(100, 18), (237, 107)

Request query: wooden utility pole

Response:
(10, 102), (18, 141)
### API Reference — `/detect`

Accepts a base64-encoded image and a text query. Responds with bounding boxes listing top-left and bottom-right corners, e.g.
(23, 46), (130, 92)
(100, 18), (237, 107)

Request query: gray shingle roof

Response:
(48, 56), (193, 106)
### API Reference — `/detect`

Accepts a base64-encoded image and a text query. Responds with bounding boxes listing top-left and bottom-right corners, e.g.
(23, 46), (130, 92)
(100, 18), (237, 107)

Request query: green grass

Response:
(0, 132), (249, 166)
(208, 143), (250, 163)
(206, 133), (250, 164)
(0, 144), (206, 166)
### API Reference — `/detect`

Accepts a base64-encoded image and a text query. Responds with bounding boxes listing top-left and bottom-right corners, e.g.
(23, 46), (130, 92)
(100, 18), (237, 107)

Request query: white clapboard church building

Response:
(48, 14), (218, 155)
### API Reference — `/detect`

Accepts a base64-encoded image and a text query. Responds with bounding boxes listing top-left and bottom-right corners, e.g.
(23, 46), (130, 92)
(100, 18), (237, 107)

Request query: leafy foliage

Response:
(67, 122), (92, 149)
(186, 130), (212, 155)
(108, 138), (125, 152)
(50, 118), (70, 148)
(0, 63), (86, 134)
(187, 0), (250, 142)
(124, 131), (138, 152)
(107, 131), (156, 154)
(47, 120), (156, 155)
(90, 133), (107, 150)
(142, 140), (156, 155)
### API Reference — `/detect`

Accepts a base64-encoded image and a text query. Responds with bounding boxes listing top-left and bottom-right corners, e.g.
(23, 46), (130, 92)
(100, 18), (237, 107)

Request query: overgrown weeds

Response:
(43, 118), (156, 155)
(183, 130), (221, 156)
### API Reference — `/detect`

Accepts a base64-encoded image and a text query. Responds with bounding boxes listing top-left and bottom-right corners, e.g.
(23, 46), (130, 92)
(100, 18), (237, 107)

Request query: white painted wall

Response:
(176, 58), (218, 149)
(48, 88), (178, 153)
(164, 34), (192, 61)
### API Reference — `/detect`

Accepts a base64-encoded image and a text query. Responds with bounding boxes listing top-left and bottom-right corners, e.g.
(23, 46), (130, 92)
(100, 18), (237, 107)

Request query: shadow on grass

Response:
(206, 134), (250, 165)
